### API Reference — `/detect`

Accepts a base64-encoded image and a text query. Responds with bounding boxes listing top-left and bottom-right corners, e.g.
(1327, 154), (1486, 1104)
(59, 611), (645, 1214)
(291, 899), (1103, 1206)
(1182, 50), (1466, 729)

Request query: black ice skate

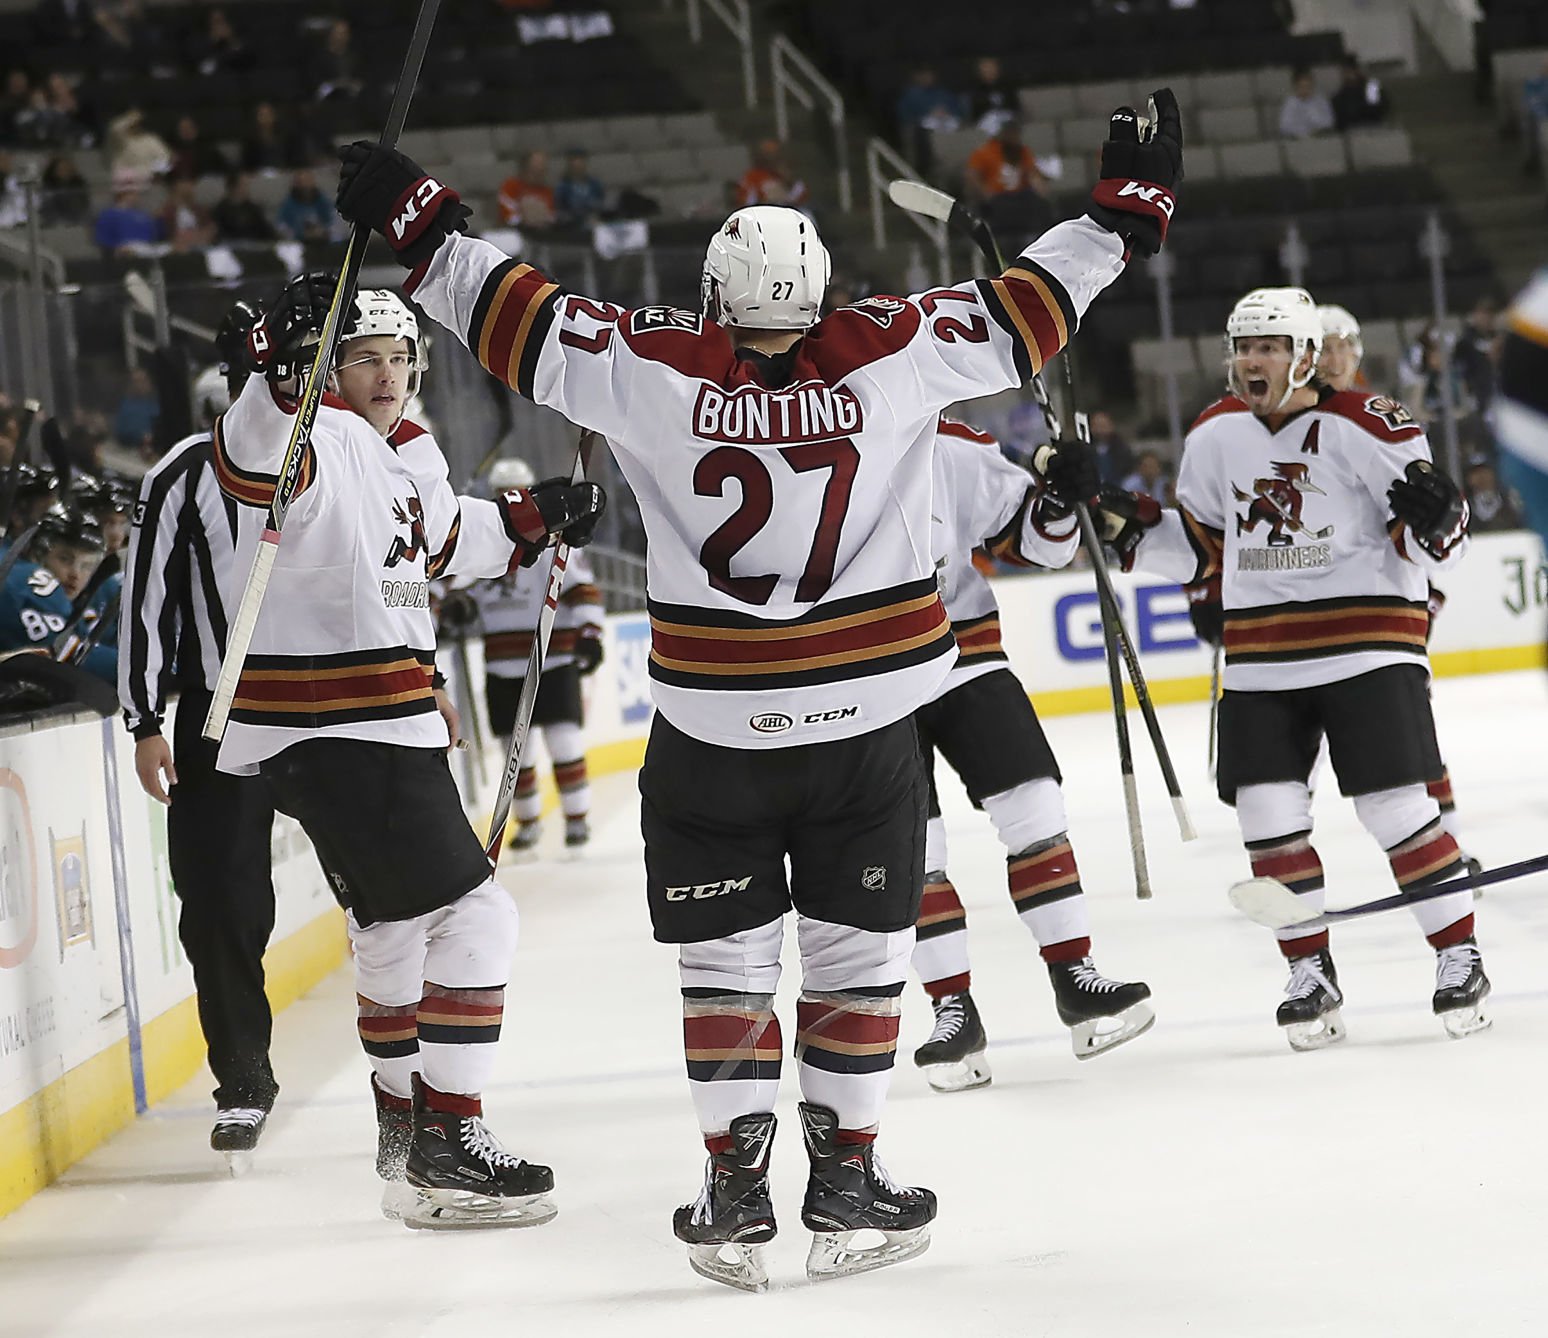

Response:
(673, 1112), (778, 1293)
(402, 1077), (557, 1230)
(507, 818), (542, 860)
(912, 991), (991, 1092)
(1277, 948), (1346, 1051)
(564, 816), (590, 857)
(1047, 957), (1155, 1060)
(210, 1106), (267, 1176)
(798, 1102), (935, 1281)
(372, 1075), (415, 1221)
(1433, 937), (1491, 1039)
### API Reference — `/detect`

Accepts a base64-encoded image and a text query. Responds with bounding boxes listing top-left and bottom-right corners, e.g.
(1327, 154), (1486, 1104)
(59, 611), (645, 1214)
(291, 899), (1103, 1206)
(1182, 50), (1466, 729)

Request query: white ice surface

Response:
(4, 672), (1547, 1338)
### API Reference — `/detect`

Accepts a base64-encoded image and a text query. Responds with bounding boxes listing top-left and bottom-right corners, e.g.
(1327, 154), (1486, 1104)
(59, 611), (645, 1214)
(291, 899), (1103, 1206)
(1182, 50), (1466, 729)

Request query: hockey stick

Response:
(51, 551), (120, 658)
(0, 398), (42, 540)
(890, 179), (1194, 848)
(483, 431), (600, 864)
(1206, 641), (1221, 780)
(64, 584), (122, 666)
(1229, 852), (1548, 931)
(202, 0), (445, 743)
(0, 521), (42, 591)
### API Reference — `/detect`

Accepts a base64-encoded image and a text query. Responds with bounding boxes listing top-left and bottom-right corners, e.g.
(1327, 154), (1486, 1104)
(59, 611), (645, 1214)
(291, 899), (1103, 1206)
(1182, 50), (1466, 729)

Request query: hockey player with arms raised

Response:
(1096, 287), (1489, 1049)
(216, 278), (604, 1227)
(334, 90), (1181, 1288)
(910, 417), (1153, 1091)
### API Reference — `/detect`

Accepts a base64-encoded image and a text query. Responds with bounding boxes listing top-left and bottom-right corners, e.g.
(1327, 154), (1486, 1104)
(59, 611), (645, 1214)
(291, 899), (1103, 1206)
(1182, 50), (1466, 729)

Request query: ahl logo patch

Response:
(749, 711), (793, 735)
(861, 866), (887, 892)
(1364, 395), (1417, 431)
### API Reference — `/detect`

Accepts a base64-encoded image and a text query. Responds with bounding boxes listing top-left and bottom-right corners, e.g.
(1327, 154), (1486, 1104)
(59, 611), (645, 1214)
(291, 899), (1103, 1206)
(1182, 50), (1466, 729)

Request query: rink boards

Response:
(1, 529), (1542, 1219)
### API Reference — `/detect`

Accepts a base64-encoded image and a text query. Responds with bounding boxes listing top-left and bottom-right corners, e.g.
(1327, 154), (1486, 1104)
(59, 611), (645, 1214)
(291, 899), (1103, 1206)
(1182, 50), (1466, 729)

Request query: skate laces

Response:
(462, 1115), (528, 1171)
(214, 1107), (266, 1129)
(1067, 958), (1122, 993)
(864, 1149), (919, 1203)
(926, 995), (967, 1044)
(1435, 943), (1478, 991)
(688, 1160), (718, 1225)
(1284, 955), (1332, 1001)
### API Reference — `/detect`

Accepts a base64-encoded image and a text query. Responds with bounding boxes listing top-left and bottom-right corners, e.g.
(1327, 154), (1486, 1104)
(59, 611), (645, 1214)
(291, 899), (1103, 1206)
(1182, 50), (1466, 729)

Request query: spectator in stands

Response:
(966, 55), (1016, 134)
(310, 17), (364, 103)
(41, 152), (90, 225)
(1463, 455), (1524, 531)
(737, 138), (810, 210)
(107, 107), (171, 179)
(554, 149), (606, 228)
(1087, 410), (1134, 485)
(159, 176), (215, 250)
(211, 171), (275, 242)
(32, 0), (96, 48)
(189, 7), (254, 77)
(1, 69), (31, 142)
(1279, 66), (1334, 139)
(1121, 449), (1172, 504)
(276, 166), (338, 241)
(895, 65), (964, 169)
(1455, 295), (1501, 413)
(14, 72), (93, 150)
(498, 149), (557, 230)
(1521, 57), (1548, 170)
(966, 119), (1046, 199)
(94, 0), (170, 74)
(0, 151), (27, 228)
(93, 168), (161, 255)
(1401, 323), (1469, 425)
(1331, 56), (1388, 131)
(240, 102), (300, 174)
(114, 366), (159, 450)
(168, 114), (229, 182)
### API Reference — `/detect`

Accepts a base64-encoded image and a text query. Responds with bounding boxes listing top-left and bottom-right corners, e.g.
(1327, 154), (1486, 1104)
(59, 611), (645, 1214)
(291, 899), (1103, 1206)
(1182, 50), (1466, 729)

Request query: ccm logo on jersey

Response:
(802, 705), (859, 725)
(665, 876), (752, 901)
(390, 178), (447, 241)
(1115, 181), (1175, 218)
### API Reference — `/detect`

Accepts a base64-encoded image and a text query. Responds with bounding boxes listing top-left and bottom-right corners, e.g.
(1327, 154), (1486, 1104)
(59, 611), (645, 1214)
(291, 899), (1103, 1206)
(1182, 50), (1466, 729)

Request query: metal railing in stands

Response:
(771, 34), (851, 212)
(682, 0), (757, 109)
(865, 136), (948, 284)
(585, 543), (649, 612)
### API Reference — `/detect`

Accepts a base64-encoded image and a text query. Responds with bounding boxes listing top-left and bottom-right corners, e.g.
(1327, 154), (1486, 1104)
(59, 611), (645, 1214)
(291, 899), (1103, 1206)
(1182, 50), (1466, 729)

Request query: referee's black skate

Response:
(1047, 957), (1155, 1060)
(798, 1102), (935, 1281)
(210, 1106), (267, 1176)
(912, 991), (991, 1092)
(1277, 948), (1346, 1051)
(1433, 937), (1491, 1039)
(402, 1077), (556, 1230)
(372, 1075), (415, 1221)
(673, 1112), (778, 1293)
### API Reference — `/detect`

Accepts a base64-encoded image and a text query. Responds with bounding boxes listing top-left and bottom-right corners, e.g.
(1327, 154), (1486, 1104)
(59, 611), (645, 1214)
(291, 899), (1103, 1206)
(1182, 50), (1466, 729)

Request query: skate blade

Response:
(1070, 1003), (1156, 1061)
(919, 1050), (992, 1092)
(1284, 1008), (1347, 1052)
(221, 1150), (254, 1178)
(1440, 1002), (1491, 1040)
(563, 844), (589, 863)
(402, 1187), (558, 1230)
(379, 1179), (416, 1222)
(686, 1242), (769, 1293)
(805, 1226), (931, 1281)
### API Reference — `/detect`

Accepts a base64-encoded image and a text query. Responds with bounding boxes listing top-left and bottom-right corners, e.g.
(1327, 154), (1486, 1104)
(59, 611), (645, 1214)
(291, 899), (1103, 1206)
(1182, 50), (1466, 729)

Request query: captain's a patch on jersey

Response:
(629, 306), (702, 336)
(1364, 395), (1417, 431)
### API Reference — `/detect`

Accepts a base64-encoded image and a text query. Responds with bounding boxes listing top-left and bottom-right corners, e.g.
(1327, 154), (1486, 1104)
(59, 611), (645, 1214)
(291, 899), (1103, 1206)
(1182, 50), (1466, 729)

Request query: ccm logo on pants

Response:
(665, 877), (752, 902)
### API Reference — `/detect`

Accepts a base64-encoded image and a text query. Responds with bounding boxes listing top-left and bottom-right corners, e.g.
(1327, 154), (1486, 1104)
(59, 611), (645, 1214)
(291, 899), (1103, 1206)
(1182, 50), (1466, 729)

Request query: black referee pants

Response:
(170, 690), (280, 1110)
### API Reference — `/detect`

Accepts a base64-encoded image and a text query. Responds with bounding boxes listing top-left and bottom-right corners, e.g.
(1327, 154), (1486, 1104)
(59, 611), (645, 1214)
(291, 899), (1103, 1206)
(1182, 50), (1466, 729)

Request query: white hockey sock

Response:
(513, 765), (541, 823)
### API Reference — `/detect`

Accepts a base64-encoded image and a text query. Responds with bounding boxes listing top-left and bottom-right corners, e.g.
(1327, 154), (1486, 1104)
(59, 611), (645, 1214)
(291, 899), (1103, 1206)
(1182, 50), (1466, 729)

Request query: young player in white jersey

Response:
(463, 456), (604, 856)
(216, 275), (605, 1227)
(1317, 303), (1481, 877)
(1095, 287), (1489, 1049)
(909, 417), (1152, 1091)
(334, 92), (1181, 1287)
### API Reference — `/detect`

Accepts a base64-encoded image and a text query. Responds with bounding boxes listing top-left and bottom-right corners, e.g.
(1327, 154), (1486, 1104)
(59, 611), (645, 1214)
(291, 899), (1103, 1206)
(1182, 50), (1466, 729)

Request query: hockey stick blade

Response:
(887, 179), (1006, 270)
(1230, 852), (1548, 929)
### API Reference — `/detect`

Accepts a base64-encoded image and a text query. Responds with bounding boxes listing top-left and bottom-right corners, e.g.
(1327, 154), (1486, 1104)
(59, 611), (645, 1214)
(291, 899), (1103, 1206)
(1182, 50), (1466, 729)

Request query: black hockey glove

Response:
(1091, 486), (1161, 571)
(247, 270), (334, 382)
(1033, 440), (1101, 512)
(1388, 460), (1467, 558)
(500, 478), (607, 569)
(436, 588), (479, 638)
(336, 142), (471, 270)
(1087, 87), (1182, 258)
(573, 627), (604, 676)
(1185, 572), (1223, 647)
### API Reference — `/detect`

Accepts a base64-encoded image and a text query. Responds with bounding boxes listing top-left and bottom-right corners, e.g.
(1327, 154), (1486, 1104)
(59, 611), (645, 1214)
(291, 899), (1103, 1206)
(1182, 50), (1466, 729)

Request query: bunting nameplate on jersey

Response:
(230, 645), (437, 728)
(1223, 596), (1430, 667)
(469, 258), (565, 399)
(647, 578), (954, 693)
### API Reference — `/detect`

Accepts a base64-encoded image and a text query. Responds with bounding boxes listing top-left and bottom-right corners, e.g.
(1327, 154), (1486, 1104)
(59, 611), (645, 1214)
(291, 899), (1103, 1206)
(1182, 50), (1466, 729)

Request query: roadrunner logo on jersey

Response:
(384, 494), (429, 569)
(1232, 461), (1331, 547)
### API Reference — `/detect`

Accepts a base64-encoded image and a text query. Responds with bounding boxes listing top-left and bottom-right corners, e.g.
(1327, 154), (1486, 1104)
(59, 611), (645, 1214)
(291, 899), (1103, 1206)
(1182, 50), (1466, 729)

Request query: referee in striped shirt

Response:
(118, 301), (281, 1158)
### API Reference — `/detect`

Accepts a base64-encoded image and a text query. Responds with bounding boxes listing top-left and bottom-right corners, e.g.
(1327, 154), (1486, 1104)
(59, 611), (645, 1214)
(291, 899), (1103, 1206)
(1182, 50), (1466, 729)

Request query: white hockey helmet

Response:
(1225, 287), (1323, 406)
(487, 456), (535, 493)
(1317, 302), (1363, 363)
(338, 289), (429, 395)
(192, 364), (229, 426)
(701, 206), (830, 331)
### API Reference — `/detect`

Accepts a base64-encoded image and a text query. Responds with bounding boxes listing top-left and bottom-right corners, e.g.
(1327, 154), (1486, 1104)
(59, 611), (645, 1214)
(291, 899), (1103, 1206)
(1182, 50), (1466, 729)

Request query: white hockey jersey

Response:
(1130, 388), (1468, 691)
(930, 418), (1078, 696)
(213, 377), (519, 772)
(468, 548), (603, 677)
(408, 219), (1125, 748)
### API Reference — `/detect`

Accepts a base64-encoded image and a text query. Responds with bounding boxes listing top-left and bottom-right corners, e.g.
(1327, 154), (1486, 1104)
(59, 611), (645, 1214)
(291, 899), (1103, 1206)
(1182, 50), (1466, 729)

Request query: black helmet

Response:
(28, 506), (104, 559)
(216, 297), (266, 396)
(72, 472), (133, 515)
(12, 463), (59, 505)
